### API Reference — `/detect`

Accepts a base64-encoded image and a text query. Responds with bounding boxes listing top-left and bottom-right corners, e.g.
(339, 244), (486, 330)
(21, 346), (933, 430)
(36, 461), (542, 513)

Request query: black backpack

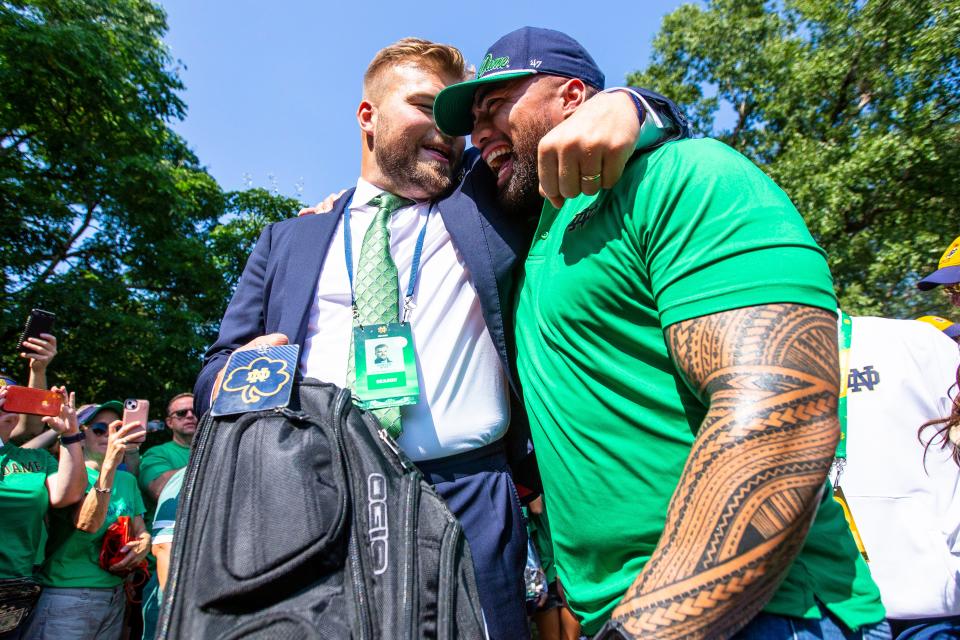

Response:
(157, 379), (488, 639)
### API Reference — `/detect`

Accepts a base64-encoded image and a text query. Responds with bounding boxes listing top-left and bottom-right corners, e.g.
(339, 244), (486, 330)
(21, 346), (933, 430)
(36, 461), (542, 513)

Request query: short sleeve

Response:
(138, 447), (169, 489)
(151, 469), (184, 544)
(43, 449), (58, 476)
(637, 139), (837, 327)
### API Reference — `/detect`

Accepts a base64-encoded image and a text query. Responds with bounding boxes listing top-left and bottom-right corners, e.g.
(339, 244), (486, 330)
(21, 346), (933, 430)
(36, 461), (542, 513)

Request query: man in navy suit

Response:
(195, 37), (661, 639)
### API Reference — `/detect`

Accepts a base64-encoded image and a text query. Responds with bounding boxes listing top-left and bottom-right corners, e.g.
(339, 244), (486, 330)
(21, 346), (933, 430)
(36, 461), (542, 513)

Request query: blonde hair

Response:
(364, 38), (468, 98)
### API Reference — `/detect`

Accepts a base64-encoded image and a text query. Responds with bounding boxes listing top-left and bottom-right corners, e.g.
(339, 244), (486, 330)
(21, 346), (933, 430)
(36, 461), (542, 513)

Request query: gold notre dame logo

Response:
(222, 356), (291, 404)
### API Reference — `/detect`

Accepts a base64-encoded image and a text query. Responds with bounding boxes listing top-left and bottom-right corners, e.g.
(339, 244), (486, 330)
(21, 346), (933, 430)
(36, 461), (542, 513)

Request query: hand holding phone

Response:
(41, 387), (78, 435)
(122, 399), (149, 444)
(17, 309), (55, 351)
(3, 386), (63, 417)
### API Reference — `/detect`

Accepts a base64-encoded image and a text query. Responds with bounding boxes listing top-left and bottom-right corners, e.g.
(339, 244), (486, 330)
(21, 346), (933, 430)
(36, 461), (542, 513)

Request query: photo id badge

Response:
(352, 323), (419, 409)
(212, 344), (300, 417)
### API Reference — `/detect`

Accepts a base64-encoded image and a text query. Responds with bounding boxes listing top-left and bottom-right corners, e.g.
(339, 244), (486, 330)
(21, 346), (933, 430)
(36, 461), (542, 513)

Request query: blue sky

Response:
(159, 1), (684, 205)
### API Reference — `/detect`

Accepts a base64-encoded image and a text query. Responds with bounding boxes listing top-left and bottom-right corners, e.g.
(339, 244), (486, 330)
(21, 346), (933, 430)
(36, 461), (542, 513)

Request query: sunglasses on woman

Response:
(85, 422), (110, 436)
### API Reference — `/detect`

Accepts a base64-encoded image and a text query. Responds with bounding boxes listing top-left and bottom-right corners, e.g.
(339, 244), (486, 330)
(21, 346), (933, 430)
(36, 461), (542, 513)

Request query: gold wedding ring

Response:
(581, 173), (602, 182)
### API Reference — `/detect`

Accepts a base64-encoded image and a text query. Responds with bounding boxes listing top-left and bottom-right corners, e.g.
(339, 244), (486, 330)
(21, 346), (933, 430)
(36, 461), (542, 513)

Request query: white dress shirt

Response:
(300, 178), (509, 461)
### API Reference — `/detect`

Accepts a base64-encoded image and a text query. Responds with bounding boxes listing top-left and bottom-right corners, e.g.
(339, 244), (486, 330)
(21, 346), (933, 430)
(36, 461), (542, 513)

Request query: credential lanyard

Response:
(837, 310), (853, 461)
(833, 309), (869, 561)
(342, 195), (431, 324)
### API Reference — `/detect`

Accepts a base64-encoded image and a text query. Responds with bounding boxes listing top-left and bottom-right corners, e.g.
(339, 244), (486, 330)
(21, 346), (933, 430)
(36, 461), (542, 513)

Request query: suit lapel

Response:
(438, 163), (526, 394)
(278, 188), (356, 345)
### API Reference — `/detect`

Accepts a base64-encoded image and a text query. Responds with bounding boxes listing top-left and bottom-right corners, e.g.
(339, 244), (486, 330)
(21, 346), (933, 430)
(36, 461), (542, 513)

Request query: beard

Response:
(496, 114), (554, 223)
(375, 117), (457, 199)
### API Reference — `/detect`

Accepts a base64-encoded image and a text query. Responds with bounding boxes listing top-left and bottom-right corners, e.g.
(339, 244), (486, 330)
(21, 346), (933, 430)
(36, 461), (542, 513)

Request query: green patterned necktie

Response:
(347, 192), (413, 439)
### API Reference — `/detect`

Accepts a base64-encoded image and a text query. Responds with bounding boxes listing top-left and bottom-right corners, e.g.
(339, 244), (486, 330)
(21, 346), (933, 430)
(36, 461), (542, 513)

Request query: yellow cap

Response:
(918, 235), (960, 290)
(917, 315), (953, 331)
(940, 236), (960, 268)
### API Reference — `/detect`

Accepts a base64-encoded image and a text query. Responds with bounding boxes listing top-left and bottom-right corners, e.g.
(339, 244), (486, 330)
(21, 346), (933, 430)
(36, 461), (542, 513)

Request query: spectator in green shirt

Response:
(434, 27), (889, 640)
(0, 382), (86, 638)
(139, 393), (195, 507)
(24, 405), (150, 640)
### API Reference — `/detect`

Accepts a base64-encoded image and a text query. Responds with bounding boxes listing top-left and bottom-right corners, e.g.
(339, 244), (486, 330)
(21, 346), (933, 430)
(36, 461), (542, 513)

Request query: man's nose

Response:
(471, 110), (493, 148)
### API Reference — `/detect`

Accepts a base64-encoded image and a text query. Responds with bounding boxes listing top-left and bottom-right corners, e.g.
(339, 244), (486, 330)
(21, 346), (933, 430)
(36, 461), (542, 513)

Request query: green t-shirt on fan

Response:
(139, 439), (190, 491)
(40, 465), (145, 588)
(138, 439), (190, 528)
(0, 443), (57, 579)
(514, 138), (884, 635)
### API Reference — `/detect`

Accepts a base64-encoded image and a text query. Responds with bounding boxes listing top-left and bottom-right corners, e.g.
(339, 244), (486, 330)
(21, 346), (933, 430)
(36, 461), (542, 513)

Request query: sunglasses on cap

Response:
(85, 422), (110, 436)
(168, 408), (195, 419)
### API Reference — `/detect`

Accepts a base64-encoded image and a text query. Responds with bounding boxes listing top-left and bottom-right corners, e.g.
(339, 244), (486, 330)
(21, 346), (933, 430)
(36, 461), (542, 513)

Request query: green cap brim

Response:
(81, 400), (124, 424)
(434, 70), (536, 136)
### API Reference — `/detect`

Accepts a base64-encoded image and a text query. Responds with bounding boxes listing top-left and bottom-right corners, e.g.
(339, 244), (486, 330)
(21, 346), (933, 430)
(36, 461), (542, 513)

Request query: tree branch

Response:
(28, 199), (99, 289)
(729, 98), (753, 146)
(0, 130), (35, 156)
(829, 54), (860, 129)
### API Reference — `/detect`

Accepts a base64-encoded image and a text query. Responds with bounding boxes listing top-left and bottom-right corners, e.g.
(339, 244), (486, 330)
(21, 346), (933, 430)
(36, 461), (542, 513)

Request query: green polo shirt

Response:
(515, 138), (884, 635)
(139, 439), (191, 492)
(40, 465), (145, 588)
(0, 442), (57, 578)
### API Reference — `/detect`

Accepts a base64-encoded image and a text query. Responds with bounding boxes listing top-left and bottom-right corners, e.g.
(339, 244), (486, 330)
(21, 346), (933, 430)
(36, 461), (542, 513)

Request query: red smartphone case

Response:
(4, 386), (62, 417)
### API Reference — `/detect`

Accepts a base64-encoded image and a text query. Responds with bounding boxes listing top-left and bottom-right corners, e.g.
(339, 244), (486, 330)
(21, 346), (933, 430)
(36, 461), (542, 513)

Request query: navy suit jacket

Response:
(194, 149), (538, 487)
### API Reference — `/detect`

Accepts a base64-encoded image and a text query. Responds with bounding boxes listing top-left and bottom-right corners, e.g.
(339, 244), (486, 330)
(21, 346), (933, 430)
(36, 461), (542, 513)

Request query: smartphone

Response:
(122, 398), (149, 443)
(16, 309), (56, 350)
(3, 386), (62, 417)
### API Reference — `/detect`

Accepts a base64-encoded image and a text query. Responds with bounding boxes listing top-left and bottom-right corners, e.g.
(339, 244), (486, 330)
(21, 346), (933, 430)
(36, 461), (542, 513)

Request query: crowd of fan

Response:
(0, 334), (195, 640)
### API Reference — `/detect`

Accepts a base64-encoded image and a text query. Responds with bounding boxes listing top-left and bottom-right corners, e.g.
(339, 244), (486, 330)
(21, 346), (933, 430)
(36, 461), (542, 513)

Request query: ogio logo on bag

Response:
(368, 473), (389, 575)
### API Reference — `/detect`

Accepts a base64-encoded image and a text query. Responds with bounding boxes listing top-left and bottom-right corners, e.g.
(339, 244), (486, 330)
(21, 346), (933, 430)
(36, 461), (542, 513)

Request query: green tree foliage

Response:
(0, 0), (300, 414)
(630, 0), (960, 318)
(210, 189), (305, 294)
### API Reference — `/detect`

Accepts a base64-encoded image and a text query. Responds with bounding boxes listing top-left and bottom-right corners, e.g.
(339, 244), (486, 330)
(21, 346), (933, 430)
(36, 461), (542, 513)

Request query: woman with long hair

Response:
(920, 361), (960, 468)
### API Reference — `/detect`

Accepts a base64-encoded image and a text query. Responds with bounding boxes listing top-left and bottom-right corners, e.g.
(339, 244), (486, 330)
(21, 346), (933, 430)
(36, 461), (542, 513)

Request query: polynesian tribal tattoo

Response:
(610, 304), (840, 639)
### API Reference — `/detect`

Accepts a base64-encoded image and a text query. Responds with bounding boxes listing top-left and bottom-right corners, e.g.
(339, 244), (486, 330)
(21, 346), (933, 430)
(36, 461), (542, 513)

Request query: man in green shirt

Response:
(139, 393), (195, 506)
(434, 27), (888, 639)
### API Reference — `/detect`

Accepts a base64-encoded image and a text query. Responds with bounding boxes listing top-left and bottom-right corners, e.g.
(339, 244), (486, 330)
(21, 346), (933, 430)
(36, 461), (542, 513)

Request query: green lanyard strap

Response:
(836, 310), (853, 461)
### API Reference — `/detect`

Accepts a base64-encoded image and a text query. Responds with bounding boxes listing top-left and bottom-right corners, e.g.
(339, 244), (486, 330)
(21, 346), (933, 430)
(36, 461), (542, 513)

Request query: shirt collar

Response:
(353, 178), (428, 212)
(352, 177), (383, 211)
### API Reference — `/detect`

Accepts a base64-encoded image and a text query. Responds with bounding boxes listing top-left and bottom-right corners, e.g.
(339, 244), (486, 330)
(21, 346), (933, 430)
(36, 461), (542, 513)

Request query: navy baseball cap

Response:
(434, 27), (605, 136)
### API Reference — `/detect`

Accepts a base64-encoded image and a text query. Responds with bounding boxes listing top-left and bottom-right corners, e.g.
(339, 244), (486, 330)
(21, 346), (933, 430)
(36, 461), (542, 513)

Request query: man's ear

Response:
(357, 99), (376, 135)
(559, 78), (589, 119)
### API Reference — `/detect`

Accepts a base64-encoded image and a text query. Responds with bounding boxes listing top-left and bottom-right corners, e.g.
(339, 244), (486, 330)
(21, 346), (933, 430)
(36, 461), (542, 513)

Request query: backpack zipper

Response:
(436, 520), (465, 640)
(400, 476), (419, 637)
(333, 388), (373, 640)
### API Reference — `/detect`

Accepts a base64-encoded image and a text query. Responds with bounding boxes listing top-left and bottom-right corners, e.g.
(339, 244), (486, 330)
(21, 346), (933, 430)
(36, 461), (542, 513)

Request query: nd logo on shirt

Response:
(848, 365), (881, 392)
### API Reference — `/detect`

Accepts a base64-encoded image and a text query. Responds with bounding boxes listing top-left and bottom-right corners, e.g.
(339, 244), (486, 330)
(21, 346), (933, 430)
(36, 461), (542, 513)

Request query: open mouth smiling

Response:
(483, 144), (514, 186)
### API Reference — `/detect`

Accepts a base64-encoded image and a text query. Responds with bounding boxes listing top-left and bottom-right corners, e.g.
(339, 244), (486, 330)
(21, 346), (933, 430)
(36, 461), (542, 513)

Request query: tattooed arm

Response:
(607, 303), (840, 639)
